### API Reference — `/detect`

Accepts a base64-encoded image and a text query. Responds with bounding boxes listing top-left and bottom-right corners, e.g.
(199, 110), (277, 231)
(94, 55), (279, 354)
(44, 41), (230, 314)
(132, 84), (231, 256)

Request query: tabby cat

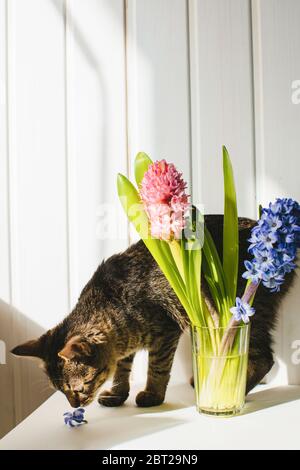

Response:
(11, 215), (295, 408)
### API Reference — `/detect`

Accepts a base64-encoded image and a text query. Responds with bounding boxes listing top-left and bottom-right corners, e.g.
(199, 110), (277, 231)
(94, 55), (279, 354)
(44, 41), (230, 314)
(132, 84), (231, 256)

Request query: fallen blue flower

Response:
(64, 408), (87, 428)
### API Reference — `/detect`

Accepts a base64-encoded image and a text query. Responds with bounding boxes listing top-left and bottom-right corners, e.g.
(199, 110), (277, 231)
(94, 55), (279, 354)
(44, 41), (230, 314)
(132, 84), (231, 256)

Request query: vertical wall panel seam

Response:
(124, 0), (138, 246)
(187, 0), (202, 206)
(186, 0), (193, 196)
(6, 0), (19, 309)
(124, 0), (130, 180)
(4, 0), (16, 428)
(63, 1), (80, 308)
(123, 0), (130, 247)
(124, 0), (137, 182)
(4, 0), (12, 306)
(249, 0), (258, 218)
(250, 0), (265, 212)
(6, 0), (21, 425)
(63, 0), (71, 312)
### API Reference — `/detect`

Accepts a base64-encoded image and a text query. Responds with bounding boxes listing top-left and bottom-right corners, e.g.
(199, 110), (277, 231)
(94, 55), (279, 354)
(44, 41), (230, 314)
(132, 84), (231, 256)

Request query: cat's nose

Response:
(70, 397), (81, 408)
(72, 384), (84, 393)
(65, 392), (81, 408)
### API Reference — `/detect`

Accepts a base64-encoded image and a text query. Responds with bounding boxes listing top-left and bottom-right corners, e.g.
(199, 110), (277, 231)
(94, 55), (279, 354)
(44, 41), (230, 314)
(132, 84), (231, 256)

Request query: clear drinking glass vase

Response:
(191, 324), (250, 417)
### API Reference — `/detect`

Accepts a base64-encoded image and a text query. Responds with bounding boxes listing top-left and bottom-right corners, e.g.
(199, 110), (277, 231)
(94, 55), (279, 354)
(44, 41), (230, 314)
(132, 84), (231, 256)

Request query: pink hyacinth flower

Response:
(140, 160), (190, 241)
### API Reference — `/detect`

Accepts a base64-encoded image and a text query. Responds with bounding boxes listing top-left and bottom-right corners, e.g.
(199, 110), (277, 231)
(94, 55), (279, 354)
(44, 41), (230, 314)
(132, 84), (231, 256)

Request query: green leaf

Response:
(202, 227), (231, 325)
(222, 146), (239, 306)
(134, 152), (153, 187)
(203, 227), (226, 302)
(189, 205), (228, 323)
(204, 276), (222, 315)
(188, 247), (204, 324)
(162, 256), (197, 324)
(117, 173), (149, 239)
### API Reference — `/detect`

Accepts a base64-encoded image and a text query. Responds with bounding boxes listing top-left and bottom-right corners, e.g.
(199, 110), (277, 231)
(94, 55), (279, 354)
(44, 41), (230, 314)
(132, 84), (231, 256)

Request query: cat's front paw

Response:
(98, 390), (129, 407)
(135, 390), (164, 407)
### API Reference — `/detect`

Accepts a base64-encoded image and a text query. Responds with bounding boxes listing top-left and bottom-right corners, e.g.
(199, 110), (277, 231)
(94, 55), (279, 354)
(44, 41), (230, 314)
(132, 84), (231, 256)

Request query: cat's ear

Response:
(11, 337), (45, 359)
(58, 335), (96, 362)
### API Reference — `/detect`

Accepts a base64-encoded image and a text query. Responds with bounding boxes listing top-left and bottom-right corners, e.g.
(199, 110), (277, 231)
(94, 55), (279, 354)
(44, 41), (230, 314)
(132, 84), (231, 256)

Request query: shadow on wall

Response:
(269, 270), (300, 386)
(0, 299), (52, 438)
(51, 0), (118, 262)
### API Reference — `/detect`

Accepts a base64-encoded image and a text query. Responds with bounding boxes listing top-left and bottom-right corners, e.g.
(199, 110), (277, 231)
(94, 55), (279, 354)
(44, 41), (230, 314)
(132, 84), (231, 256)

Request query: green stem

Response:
(169, 239), (185, 280)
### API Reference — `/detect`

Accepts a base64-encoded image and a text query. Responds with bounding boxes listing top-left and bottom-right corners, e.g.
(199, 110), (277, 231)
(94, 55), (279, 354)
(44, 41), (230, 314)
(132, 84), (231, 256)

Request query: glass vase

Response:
(191, 324), (250, 417)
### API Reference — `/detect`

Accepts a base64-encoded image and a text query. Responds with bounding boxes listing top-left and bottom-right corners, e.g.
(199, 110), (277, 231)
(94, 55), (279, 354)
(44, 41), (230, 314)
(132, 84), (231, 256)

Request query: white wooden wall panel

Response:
(126, 0), (192, 383)
(126, 0), (191, 183)
(7, 0), (69, 326)
(6, 0), (68, 425)
(189, 0), (256, 218)
(251, 0), (300, 384)
(66, 0), (128, 306)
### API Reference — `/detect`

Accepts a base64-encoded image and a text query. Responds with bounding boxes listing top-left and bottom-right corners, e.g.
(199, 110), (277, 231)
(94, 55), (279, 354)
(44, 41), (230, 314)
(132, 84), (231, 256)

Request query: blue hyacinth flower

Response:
(230, 298), (255, 324)
(242, 261), (261, 284)
(243, 198), (300, 292)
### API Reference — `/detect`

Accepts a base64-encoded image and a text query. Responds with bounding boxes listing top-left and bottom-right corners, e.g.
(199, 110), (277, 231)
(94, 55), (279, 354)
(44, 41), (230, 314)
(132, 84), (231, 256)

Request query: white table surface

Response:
(1, 383), (300, 450)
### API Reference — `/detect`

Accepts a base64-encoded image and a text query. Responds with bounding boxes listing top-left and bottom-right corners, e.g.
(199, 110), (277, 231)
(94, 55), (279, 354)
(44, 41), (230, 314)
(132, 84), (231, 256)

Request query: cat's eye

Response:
(84, 367), (107, 385)
(84, 378), (94, 385)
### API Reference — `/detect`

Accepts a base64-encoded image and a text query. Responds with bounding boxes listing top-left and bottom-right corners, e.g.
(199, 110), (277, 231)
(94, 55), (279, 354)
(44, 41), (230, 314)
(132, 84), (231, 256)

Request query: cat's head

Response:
(11, 329), (114, 407)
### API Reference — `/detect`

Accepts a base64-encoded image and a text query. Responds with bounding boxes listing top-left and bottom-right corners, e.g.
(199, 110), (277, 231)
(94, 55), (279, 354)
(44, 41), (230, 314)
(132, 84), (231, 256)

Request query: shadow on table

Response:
(242, 385), (300, 416)
(14, 383), (194, 450)
(68, 415), (187, 450)
(61, 383), (194, 450)
(91, 382), (194, 419)
(96, 384), (194, 448)
(137, 382), (195, 414)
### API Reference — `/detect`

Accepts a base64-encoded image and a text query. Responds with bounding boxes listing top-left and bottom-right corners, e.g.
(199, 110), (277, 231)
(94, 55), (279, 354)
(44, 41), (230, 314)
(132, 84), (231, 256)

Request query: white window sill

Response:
(1, 383), (300, 450)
